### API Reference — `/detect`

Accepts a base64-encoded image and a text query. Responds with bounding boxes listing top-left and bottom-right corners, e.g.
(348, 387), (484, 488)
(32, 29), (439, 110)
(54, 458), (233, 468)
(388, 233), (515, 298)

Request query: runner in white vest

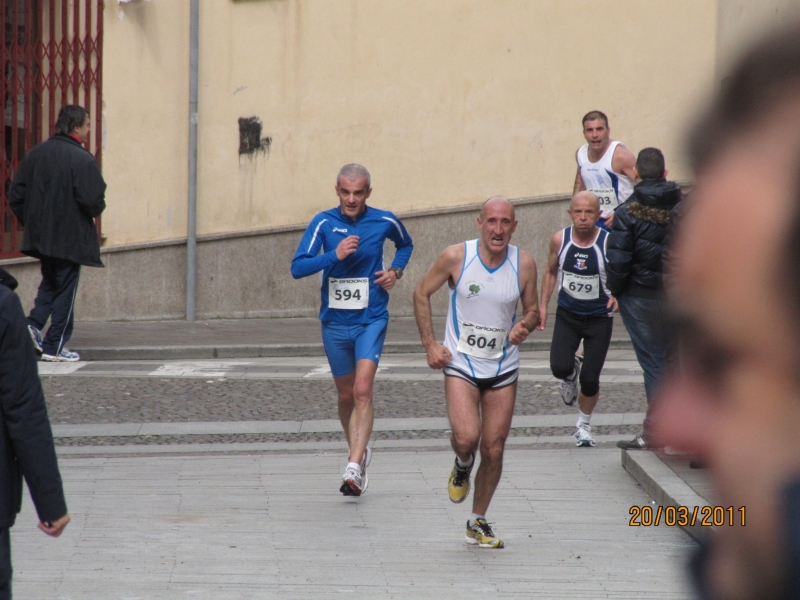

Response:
(573, 110), (636, 229)
(414, 197), (539, 549)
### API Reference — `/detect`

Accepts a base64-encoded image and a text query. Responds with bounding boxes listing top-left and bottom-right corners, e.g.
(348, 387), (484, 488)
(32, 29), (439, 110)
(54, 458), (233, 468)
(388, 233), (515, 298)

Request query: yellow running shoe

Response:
(466, 518), (504, 549)
(447, 455), (473, 503)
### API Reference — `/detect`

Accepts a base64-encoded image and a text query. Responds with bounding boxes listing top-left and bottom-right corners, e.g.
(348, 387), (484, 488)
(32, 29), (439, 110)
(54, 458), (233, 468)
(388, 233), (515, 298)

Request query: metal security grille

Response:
(1, 0), (104, 258)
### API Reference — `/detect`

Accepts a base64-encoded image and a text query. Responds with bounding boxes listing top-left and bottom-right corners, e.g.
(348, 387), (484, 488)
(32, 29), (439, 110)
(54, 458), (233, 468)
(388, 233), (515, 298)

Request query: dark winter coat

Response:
(0, 268), (67, 529)
(9, 133), (106, 267)
(606, 179), (682, 298)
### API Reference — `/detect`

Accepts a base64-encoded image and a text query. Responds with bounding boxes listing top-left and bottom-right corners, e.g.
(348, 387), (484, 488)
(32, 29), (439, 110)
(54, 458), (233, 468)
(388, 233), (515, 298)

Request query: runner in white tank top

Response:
(442, 240), (521, 381)
(414, 197), (539, 549)
(573, 111), (637, 226)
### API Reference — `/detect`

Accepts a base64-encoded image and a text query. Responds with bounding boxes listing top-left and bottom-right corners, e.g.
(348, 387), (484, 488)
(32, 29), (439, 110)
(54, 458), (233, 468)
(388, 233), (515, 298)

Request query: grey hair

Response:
(336, 164), (371, 188)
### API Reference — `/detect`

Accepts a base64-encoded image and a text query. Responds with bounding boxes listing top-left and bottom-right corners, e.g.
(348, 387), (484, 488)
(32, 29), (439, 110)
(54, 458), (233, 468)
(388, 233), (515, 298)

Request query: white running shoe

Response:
(560, 356), (582, 406)
(342, 465), (365, 497)
(574, 424), (595, 447)
(41, 348), (80, 362)
(340, 447), (371, 496)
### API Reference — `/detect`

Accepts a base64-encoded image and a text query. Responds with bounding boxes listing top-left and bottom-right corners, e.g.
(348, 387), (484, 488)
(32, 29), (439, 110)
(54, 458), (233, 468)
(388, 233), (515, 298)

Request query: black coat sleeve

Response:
(73, 159), (107, 218)
(7, 159), (31, 225)
(606, 206), (635, 297)
(0, 291), (67, 524)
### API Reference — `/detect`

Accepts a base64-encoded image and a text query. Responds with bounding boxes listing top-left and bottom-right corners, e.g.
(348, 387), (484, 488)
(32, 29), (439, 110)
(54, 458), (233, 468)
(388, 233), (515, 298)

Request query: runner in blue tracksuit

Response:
(291, 164), (413, 496)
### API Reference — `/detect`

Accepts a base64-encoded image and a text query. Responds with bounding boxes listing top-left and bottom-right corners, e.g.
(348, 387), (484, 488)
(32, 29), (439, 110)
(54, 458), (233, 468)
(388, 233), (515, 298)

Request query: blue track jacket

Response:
(291, 206), (413, 324)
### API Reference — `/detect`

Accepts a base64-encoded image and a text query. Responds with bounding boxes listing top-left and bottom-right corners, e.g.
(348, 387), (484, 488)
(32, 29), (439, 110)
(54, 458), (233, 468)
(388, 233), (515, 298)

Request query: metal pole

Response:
(187, 0), (198, 321)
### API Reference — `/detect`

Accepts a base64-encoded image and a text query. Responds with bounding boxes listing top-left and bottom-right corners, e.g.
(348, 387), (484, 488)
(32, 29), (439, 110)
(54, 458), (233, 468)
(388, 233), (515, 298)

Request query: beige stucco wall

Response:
(101, 1), (190, 245)
(100, 0), (716, 247)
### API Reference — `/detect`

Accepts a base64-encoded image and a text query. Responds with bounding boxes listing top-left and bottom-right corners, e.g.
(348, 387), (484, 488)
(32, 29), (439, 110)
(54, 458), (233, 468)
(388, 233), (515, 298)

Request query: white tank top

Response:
(577, 141), (634, 218)
(444, 240), (521, 379)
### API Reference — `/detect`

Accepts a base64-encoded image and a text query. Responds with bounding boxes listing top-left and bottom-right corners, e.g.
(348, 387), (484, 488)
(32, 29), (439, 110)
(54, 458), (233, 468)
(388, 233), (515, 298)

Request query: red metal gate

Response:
(1, 0), (104, 258)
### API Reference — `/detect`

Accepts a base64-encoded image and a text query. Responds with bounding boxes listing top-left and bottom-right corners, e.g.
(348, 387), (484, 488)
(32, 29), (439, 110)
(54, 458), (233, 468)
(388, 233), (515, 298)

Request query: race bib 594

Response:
(328, 277), (369, 309)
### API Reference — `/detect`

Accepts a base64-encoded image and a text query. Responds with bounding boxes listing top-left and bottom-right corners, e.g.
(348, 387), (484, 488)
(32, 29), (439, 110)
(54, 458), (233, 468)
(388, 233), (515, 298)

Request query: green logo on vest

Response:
(467, 283), (482, 298)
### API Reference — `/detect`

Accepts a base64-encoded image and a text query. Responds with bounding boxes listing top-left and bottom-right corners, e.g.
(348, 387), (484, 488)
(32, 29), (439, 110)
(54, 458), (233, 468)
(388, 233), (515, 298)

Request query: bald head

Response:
(480, 196), (515, 220)
(570, 191), (600, 211)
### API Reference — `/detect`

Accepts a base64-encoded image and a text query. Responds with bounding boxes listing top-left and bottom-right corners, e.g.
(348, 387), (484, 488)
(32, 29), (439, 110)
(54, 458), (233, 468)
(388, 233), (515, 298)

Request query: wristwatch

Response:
(390, 267), (404, 279)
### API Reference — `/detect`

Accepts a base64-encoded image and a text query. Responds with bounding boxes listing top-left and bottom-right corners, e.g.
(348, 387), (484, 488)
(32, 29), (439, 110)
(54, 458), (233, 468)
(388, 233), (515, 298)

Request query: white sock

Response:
(456, 454), (474, 468)
(577, 411), (592, 428)
(346, 461), (361, 475)
(469, 513), (486, 526)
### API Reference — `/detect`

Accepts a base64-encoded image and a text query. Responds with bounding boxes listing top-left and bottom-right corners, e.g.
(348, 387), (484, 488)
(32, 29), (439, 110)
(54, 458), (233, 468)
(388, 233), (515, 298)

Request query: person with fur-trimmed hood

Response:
(606, 147), (682, 449)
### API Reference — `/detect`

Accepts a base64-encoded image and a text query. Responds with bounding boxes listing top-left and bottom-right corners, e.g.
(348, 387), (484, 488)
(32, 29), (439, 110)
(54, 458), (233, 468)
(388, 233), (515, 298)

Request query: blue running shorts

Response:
(321, 319), (389, 377)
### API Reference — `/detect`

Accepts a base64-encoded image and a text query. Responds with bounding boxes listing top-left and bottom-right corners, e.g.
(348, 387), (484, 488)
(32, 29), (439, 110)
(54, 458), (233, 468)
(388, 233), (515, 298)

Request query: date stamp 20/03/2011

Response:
(629, 505), (745, 527)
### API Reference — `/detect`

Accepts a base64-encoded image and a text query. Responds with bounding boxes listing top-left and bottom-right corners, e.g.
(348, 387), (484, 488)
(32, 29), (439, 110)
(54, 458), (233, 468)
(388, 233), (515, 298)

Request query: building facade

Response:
(2, 0), (794, 320)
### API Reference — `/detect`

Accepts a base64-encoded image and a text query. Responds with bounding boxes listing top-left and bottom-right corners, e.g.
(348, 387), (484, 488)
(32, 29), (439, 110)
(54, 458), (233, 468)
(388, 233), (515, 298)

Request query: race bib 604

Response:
(456, 322), (507, 359)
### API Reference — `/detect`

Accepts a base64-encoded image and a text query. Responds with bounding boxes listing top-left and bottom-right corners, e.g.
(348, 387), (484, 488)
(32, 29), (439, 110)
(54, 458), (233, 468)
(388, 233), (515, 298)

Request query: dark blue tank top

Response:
(556, 226), (612, 317)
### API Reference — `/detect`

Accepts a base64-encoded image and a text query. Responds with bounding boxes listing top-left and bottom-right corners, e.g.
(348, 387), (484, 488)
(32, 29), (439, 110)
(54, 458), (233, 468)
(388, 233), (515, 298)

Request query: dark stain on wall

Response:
(238, 116), (272, 157)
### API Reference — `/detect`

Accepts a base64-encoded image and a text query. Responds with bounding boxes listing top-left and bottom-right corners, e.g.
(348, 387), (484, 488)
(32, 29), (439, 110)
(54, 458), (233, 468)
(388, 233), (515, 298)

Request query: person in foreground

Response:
(291, 164), (413, 496)
(652, 22), (800, 600)
(0, 268), (70, 599)
(414, 197), (539, 548)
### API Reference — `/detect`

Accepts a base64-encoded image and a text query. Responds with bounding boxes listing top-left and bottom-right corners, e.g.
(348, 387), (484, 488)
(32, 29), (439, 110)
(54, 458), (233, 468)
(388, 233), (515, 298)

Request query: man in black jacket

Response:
(606, 147), (681, 449)
(9, 105), (106, 362)
(0, 268), (70, 599)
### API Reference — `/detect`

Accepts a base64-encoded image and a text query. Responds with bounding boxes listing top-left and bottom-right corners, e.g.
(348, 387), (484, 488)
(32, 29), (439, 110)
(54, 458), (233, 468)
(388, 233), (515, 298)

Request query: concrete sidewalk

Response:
(11, 448), (695, 599)
(621, 450), (714, 541)
(67, 315), (633, 361)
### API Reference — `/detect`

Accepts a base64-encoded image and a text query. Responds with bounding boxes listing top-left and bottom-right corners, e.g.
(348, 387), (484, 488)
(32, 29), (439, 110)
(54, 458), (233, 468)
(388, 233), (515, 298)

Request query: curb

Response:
(74, 337), (634, 361)
(55, 434), (638, 457)
(621, 449), (712, 541)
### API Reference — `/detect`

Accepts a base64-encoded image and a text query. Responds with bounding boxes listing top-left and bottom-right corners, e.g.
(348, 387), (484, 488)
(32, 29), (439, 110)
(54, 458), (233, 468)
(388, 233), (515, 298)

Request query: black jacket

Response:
(9, 133), (106, 267)
(606, 179), (682, 298)
(0, 269), (67, 529)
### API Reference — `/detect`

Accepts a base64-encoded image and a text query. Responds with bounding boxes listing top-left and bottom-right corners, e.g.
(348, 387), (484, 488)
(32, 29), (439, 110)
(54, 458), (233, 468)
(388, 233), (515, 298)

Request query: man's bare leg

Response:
(445, 377), (482, 463)
(336, 358), (377, 465)
(333, 371), (356, 450)
(472, 382), (516, 516)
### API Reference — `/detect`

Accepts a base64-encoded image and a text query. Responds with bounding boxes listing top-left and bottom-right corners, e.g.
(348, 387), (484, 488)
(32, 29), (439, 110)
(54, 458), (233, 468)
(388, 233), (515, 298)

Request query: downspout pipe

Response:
(187, 0), (199, 321)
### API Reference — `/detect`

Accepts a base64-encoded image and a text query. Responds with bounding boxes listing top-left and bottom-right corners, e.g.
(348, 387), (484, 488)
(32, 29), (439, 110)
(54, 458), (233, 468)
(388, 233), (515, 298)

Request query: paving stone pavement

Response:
(40, 364), (647, 424)
(38, 351), (648, 452)
(11, 449), (695, 599)
(7, 344), (710, 597)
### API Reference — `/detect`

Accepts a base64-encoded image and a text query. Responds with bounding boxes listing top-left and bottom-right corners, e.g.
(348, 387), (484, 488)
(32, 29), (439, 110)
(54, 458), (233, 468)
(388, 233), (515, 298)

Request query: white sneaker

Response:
(342, 465), (365, 497)
(560, 356), (582, 406)
(41, 348), (80, 362)
(574, 424), (595, 447)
